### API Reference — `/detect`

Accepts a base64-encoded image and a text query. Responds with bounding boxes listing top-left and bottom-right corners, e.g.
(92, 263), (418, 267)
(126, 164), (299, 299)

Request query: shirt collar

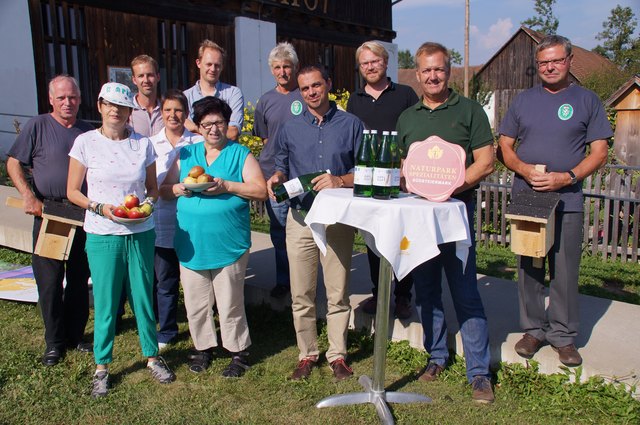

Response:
(415, 88), (460, 111)
(133, 94), (160, 111)
(302, 101), (338, 126)
(155, 128), (198, 146)
(355, 77), (395, 96)
(195, 80), (221, 97)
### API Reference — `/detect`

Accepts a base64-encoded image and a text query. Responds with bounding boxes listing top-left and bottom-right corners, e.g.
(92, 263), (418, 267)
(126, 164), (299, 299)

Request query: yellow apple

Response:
(197, 173), (214, 183)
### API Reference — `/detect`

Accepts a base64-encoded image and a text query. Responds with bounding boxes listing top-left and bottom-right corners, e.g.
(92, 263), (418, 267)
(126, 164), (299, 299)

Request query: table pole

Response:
(316, 256), (431, 424)
(372, 256), (393, 390)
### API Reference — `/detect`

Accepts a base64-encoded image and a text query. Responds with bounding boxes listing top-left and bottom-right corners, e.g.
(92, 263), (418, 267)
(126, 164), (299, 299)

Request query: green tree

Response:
(398, 49), (414, 68)
(449, 48), (463, 66)
(581, 68), (628, 102)
(522, 0), (559, 35)
(593, 5), (639, 71)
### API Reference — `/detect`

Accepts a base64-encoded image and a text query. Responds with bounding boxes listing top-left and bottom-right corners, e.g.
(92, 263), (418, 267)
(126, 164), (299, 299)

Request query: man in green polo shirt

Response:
(396, 41), (495, 404)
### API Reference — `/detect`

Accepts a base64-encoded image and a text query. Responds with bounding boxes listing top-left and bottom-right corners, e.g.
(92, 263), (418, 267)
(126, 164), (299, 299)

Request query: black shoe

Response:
(68, 341), (93, 353)
(362, 295), (377, 315)
(222, 353), (250, 378)
(189, 349), (214, 373)
(394, 296), (412, 320)
(270, 285), (290, 299)
(42, 348), (63, 366)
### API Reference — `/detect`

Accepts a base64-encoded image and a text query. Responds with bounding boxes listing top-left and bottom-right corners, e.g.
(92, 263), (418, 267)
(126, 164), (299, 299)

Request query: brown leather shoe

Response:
(552, 344), (582, 367)
(329, 358), (353, 381)
(362, 295), (377, 315)
(418, 362), (444, 382)
(471, 376), (495, 404)
(290, 357), (317, 380)
(514, 333), (544, 358)
(394, 296), (412, 320)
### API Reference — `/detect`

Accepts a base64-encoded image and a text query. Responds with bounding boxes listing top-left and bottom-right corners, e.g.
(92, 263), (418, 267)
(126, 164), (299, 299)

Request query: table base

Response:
(316, 375), (431, 424)
(315, 258), (431, 424)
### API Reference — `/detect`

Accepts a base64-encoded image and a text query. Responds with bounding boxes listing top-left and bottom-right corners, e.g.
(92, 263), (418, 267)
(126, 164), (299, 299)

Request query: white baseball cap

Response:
(98, 82), (135, 108)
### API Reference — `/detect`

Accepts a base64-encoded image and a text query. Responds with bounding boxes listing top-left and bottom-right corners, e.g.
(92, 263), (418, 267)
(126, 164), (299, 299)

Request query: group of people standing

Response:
(6, 33), (611, 404)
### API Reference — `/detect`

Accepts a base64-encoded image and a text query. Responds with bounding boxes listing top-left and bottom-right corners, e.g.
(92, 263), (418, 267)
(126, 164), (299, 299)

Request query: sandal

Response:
(188, 349), (213, 373)
(222, 354), (250, 378)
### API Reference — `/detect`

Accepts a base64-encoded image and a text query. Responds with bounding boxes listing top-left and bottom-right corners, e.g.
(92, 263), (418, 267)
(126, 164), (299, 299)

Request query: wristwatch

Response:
(568, 170), (577, 185)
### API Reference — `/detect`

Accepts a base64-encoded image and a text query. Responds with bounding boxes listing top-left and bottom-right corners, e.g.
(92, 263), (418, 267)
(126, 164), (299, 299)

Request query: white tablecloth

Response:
(304, 189), (471, 280)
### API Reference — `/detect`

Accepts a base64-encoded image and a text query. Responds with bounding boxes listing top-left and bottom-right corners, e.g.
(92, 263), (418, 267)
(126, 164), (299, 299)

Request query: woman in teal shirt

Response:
(161, 96), (266, 376)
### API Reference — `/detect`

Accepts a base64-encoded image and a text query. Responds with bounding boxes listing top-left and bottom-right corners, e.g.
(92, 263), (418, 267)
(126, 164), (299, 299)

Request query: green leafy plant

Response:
(386, 340), (428, 375)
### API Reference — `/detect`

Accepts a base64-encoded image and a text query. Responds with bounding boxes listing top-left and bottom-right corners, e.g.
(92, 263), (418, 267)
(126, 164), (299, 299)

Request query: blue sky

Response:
(392, 0), (640, 65)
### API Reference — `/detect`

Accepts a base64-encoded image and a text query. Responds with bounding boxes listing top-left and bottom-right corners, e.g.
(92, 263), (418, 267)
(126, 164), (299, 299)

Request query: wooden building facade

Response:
(27, 0), (395, 121)
(606, 75), (640, 166)
(476, 26), (619, 127)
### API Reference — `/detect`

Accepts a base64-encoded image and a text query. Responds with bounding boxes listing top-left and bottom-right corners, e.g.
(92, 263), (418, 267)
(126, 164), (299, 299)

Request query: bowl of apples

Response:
(111, 194), (153, 224)
(183, 165), (215, 192)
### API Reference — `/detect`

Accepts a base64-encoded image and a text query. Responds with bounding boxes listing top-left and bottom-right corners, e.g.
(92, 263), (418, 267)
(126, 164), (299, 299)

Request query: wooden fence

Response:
(475, 165), (640, 262)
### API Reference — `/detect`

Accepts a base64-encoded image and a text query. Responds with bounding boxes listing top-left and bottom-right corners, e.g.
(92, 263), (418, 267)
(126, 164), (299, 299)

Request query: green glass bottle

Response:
(390, 131), (401, 198)
(370, 129), (380, 157)
(372, 131), (392, 200)
(274, 170), (328, 203)
(353, 130), (373, 197)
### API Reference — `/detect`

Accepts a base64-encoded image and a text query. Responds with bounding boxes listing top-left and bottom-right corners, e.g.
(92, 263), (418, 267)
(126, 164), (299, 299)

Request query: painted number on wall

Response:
(280, 0), (329, 14)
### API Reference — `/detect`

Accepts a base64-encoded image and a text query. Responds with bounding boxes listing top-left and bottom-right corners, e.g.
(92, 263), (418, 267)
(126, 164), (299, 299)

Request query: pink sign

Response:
(402, 136), (466, 202)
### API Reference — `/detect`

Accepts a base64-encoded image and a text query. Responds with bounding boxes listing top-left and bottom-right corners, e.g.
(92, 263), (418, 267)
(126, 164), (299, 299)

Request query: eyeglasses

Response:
(536, 56), (570, 68)
(199, 120), (226, 131)
(359, 58), (384, 69)
(100, 100), (128, 110)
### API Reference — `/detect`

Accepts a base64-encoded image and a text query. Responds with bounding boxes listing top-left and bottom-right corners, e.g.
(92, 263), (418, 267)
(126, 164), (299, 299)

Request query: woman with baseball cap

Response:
(67, 82), (176, 397)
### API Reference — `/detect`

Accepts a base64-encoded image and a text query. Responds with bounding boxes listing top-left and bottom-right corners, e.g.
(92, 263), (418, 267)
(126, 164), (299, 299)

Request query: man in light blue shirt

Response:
(184, 40), (244, 140)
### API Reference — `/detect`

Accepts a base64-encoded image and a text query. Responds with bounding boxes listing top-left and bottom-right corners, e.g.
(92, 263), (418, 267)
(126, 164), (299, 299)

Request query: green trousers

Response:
(86, 230), (158, 364)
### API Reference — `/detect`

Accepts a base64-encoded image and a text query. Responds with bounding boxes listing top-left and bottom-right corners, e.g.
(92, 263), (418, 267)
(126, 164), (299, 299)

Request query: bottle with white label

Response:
(372, 131), (392, 200)
(273, 170), (329, 203)
(353, 130), (374, 197)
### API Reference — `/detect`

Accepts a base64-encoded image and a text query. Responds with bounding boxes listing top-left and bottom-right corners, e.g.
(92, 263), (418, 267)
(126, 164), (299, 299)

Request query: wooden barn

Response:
(476, 26), (619, 128)
(606, 75), (640, 166)
(21, 0), (396, 122)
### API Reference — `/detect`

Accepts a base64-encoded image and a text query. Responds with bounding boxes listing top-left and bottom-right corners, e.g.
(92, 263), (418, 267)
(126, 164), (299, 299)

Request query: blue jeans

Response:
(412, 200), (490, 382)
(154, 247), (180, 344)
(266, 198), (290, 287)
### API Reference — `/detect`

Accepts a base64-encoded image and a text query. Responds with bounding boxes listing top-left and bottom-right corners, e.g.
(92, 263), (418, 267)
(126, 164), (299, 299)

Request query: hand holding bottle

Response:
(311, 173), (345, 191)
(266, 172), (286, 201)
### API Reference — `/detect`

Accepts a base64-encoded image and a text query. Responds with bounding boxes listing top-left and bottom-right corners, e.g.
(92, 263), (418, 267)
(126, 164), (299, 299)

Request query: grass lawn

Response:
(0, 300), (638, 425)
(473, 243), (640, 305)
(0, 225), (639, 423)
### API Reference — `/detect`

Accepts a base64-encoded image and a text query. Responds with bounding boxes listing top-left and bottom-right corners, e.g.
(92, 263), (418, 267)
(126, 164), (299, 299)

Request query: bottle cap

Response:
(363, 129), (370, 134)
(371, 130), (378, 134)
(382, 131), (390, 135)
(391, 131), (398, 135)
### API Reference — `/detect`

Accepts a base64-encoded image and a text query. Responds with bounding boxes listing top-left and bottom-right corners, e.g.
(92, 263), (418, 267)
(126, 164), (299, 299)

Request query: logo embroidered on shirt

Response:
(558, 104), (574, 121)
(291, 100), (303, 116)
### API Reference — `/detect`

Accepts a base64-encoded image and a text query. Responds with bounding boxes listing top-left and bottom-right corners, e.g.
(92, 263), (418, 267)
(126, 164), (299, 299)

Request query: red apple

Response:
(188, 165), (205, 178)
(127, 207), (144, 219)
(113, 206), (129, 218)
(124, 194), (140, 209)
